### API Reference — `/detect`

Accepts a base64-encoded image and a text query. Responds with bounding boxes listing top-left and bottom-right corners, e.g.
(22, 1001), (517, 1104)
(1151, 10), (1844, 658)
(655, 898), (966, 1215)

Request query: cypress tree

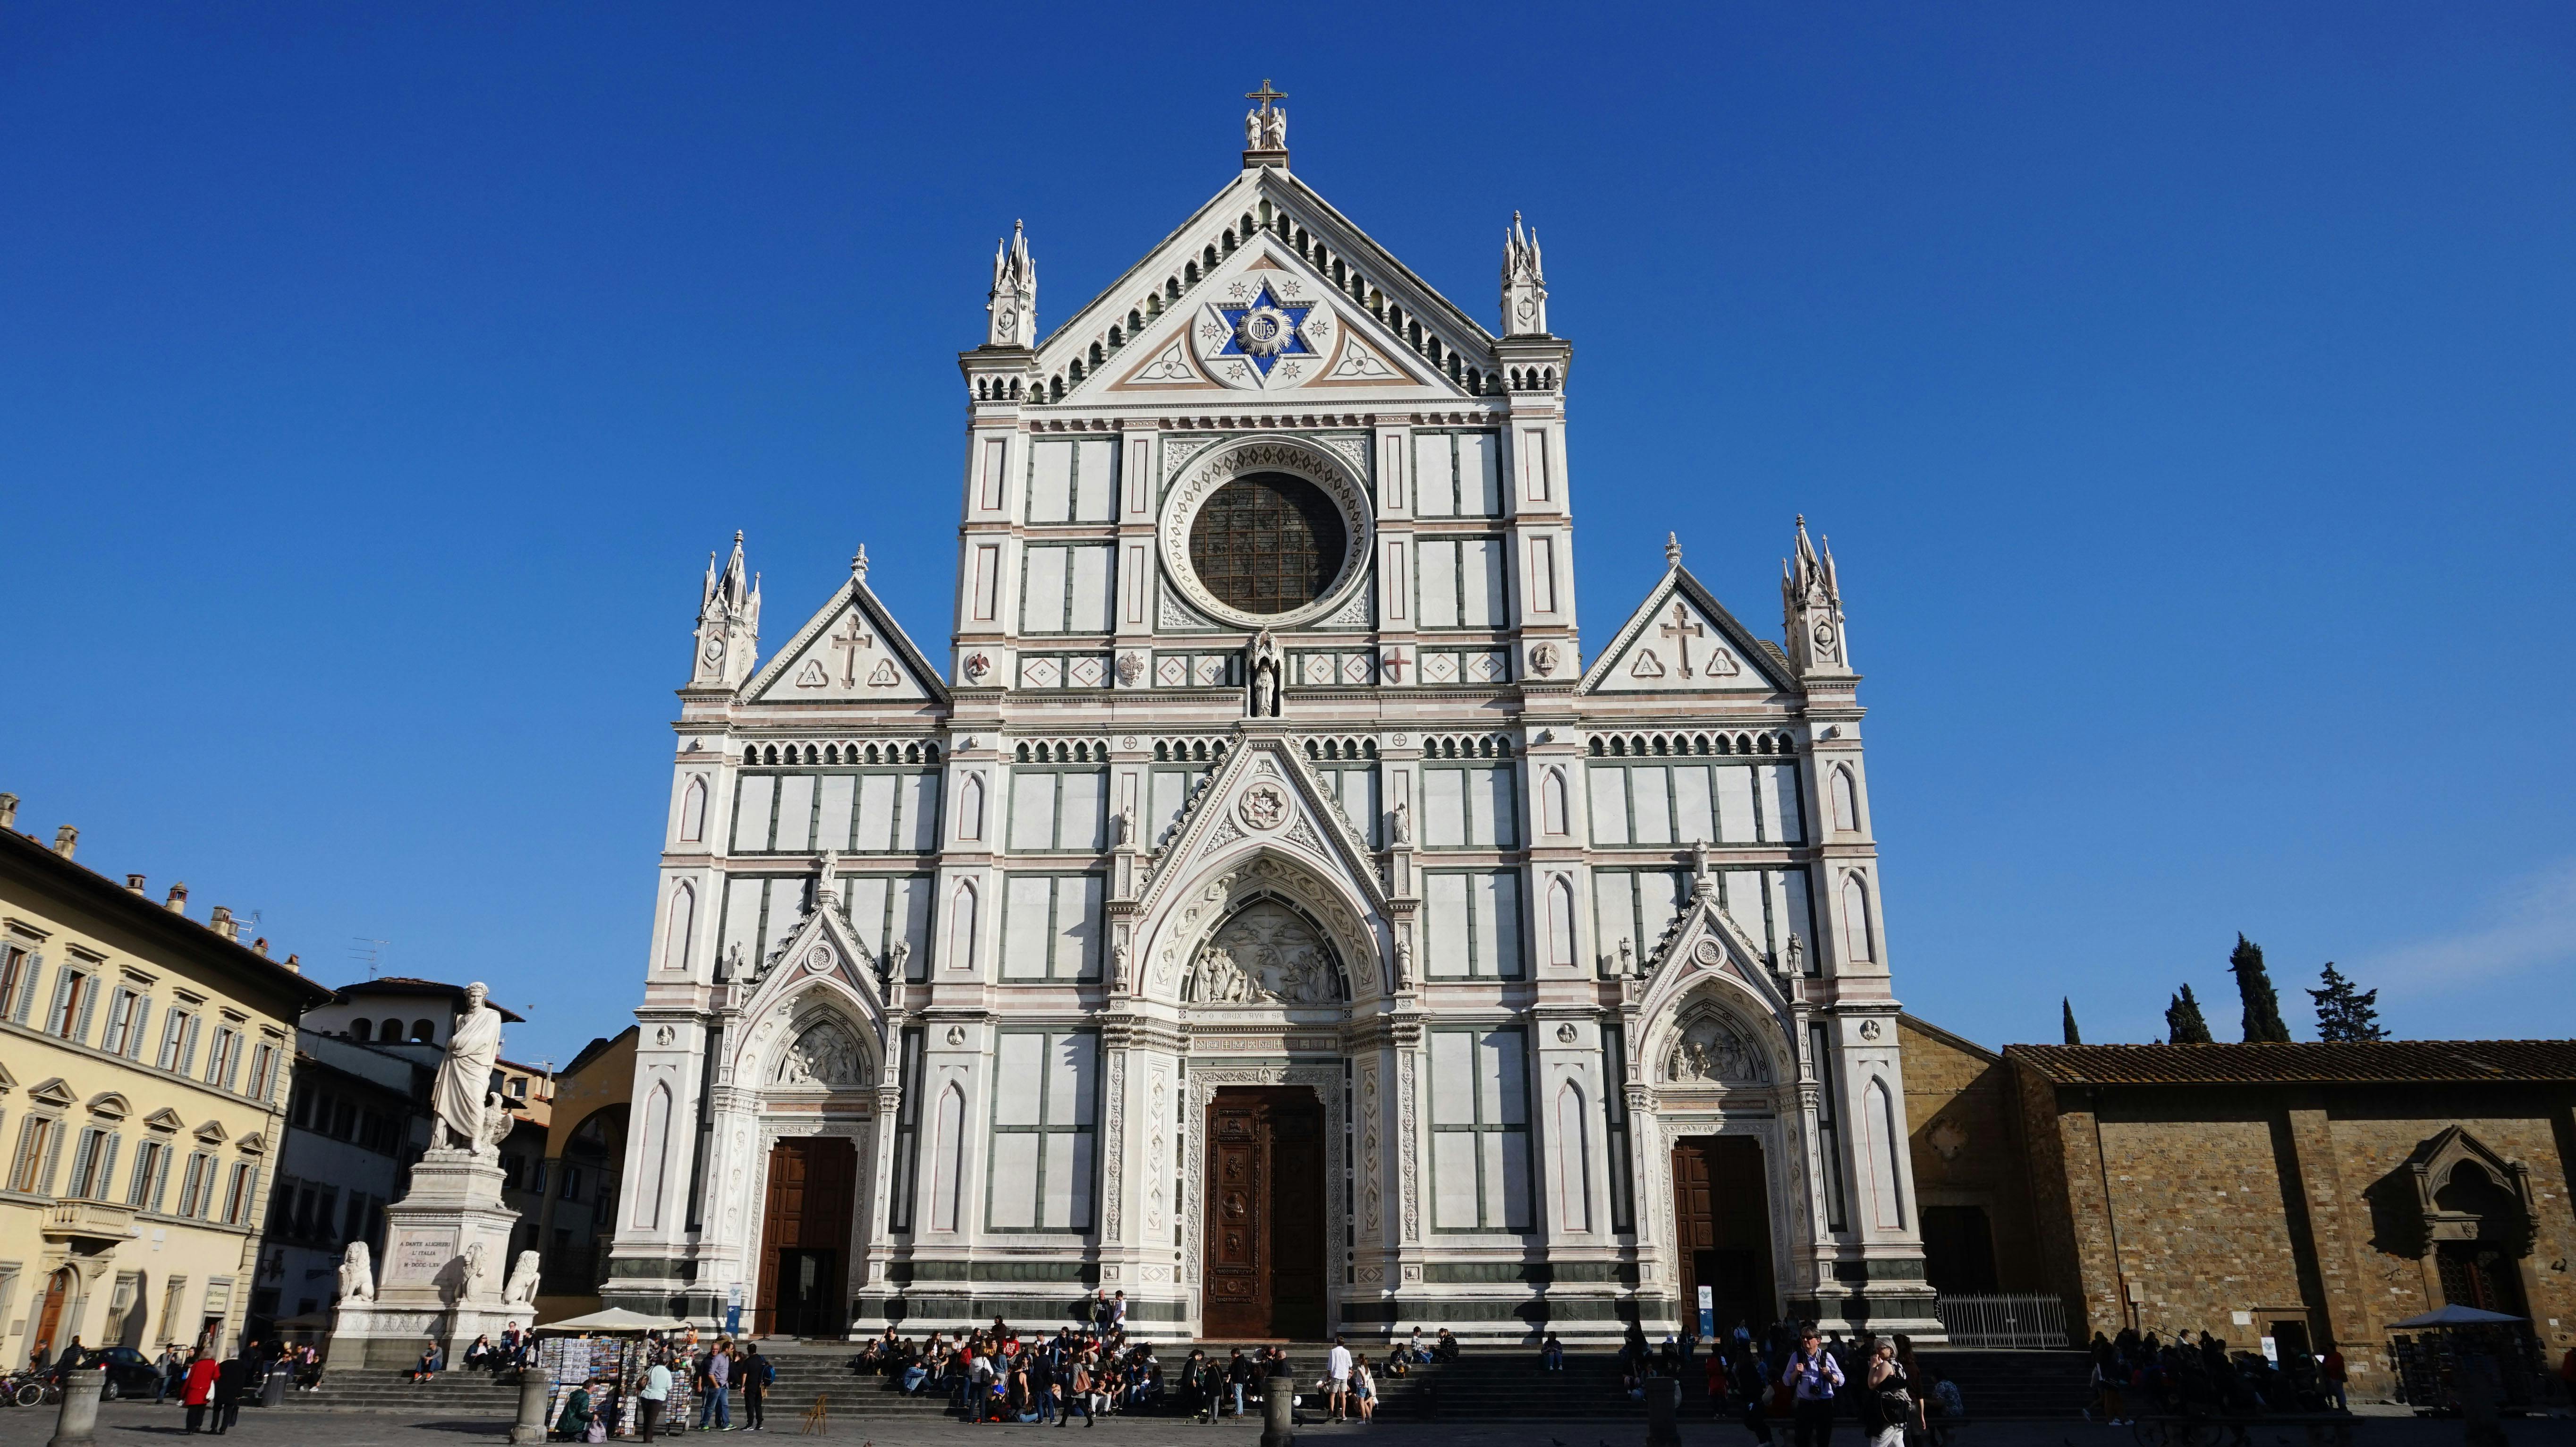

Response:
(2062, 997), (2081, 1045)
(2165, 984), (2213, 1044)
(2230, 934), (2293, 1042)
(2308, 962), (2388, 1042)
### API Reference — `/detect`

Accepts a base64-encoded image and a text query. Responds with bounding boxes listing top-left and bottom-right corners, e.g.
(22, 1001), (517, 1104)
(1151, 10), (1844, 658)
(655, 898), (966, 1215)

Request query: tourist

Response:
(465, 1334), (496, 1370)
(2319, 1345), (2347, 1412)
(554, 1379), (597, 1441)
(1782, 1327), (1844, 1447)
(1326, 1336), (1353, 1421)
(1350, 1354), (1376, 1423)
(1730, 1343), (1773, 1445)
(157, 1344), (185, 1404)
(1925, 1367), (1962, 1447)
(740, 1344), (770, 1431)
(1196, 1352), (1226, 1424)
(1227, 1347), (1255, 1416)
(1406, 1326), (1429, 1364)
(638, 1356), (672, 1442)
(1542, 1332), (1565, 1371)
(211, 1348), (247, 1435)
(412, 1341), (441, 1382)
(1433, 1328), (1461, 1362)
(182, 1351), (220, 1433)
(1863, 1340), (1910, 1447)
(2088, 1349), (2128, 1426)
(1059, 1355), (1094, 1428)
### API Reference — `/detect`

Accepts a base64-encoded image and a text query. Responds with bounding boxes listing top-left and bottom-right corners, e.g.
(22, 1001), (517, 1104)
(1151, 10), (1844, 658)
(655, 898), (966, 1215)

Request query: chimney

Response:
(166, 882), (189, 914)
(209, 905), (236, 941)
(126, 873), (148, 894)
(283, 953), (301, 973)
(52, 825), (77, 859)
(250, 937), (270, 957)
(0, 793), (16, 829)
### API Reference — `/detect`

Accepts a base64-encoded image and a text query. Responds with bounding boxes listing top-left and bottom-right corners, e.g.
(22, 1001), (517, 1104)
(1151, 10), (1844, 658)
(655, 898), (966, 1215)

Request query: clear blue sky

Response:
(4, 4), (2570, 1065)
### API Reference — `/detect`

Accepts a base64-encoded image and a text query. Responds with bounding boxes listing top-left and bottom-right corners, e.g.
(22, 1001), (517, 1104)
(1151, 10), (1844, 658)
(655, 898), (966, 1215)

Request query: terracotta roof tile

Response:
(2004, 1040), (2576, 1087)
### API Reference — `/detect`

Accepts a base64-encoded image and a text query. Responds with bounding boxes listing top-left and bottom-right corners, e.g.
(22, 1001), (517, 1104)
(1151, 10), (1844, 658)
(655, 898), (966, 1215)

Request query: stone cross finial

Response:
(851, 545), (869, 581)
(1665, 532), (1682, 567)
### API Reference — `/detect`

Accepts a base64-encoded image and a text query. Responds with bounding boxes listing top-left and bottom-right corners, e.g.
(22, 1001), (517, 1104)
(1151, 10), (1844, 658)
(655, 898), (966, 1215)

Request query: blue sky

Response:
(4, 4), (2569, 1065)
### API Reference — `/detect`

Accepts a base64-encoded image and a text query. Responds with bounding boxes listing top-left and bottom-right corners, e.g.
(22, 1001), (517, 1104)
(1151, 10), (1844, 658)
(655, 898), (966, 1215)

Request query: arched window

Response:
(947, 880), (979, 975)
(350, 1019), (372, 1043)
(1547, 877), (1576, 966)
(1842, 876), (1874, 964)
(381, 1018), (404, 1042)
(1541, 768), (1570, 836)
(930, 1082), (966, 1233)
(1554, 1081), (1592, 1232)
(679, 777), (707, 842)
(1831, 767), (1859, 834)
(636, 1081), (673, 1230)
(663, 882), (696, 974)
(409, 1019), (434, 1042)
(1862, 1077), (1906, 1229)
(957, 774), (985, 842)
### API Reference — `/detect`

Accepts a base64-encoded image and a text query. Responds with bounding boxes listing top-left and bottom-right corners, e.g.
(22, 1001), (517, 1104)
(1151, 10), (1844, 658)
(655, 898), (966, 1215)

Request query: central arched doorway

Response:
(755, 1136), (856, 1337)
(1672, 1136), (1777, 1337)
(1203, 1087), (1326, 1339)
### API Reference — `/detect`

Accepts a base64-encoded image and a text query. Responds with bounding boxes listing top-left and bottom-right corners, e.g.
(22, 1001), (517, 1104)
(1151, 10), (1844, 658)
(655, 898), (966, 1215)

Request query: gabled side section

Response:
(743, 553), (950, 706)
(1583, 548), (1796, 695)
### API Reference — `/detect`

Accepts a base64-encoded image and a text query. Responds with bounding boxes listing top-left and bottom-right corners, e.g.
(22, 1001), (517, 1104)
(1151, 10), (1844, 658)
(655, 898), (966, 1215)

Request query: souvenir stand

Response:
(535, 1308), (695, 1438)
(2384, 1302), (2541, 1412)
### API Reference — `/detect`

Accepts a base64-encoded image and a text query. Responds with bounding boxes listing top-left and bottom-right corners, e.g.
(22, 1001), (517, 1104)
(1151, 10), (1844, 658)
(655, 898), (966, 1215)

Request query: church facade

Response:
(606, 94), (1937, 1343)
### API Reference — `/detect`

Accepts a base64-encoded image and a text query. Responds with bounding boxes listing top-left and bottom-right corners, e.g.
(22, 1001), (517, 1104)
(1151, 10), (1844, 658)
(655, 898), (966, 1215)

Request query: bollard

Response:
(508, 1373), (553, 1445)
(1643, 1375), (1680, 1447)
(260, 1365), (289, 1408)
(46, 1368), (104, 1447)
(1258, 1367), (1296, 1447)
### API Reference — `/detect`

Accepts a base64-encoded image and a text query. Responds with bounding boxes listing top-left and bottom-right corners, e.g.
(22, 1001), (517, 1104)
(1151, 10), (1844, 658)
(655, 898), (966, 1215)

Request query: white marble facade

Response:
(606, 101), (1937, 1344)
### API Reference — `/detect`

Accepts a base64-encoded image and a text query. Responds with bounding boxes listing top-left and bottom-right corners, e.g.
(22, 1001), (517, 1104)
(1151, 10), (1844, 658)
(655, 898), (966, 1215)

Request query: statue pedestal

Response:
(328, 1148), (529, 1370)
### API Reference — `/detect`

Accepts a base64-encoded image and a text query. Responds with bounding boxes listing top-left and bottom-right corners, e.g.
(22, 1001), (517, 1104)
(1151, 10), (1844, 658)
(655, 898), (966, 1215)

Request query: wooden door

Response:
(1203, 1088), (1326, 1338)
(754, 1137), (856, 1336)
(1672, 1136), (1776, 1336)
(33, 1269), (71, 1360)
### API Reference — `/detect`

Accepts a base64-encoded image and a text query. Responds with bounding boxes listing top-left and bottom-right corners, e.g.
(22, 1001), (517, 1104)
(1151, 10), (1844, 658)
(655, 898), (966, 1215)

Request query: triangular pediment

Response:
(1584, 565), (1795, 695)
(1633, 882), (1796, 1043)
(1135, 732), (1390, 921)
(740, 893), (888, 1018)
(26, 1076), (75, 1108)
(744, 573), (946, 706)
(143, 1107), (186, 1132)
(1043, 169), (1495, 405)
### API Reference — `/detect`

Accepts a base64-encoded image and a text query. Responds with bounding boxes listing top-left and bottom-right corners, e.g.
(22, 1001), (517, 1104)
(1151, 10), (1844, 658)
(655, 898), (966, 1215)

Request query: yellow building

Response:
(0, 796), (331, 1365)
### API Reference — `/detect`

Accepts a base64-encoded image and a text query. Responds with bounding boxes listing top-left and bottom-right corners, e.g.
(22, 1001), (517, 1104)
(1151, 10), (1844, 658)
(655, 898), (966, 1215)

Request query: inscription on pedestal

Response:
(388, 1229), (458, 1284)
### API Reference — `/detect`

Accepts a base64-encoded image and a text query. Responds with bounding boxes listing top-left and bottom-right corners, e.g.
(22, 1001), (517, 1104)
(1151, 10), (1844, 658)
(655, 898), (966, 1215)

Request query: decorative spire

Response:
(850, 544), (869, 582)
(1243, 78), (1289, 169)
(986, 221), (1036, 349)
(1664, 532), (1682, 567)
(1780, 515), (1850, 677)
(691, 530), (762, 688)
(1502, 210), (1549, 336)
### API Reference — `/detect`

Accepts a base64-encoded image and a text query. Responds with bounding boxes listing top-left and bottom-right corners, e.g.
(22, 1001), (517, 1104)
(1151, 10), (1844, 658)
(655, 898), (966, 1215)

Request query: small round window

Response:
(1186, 472), (1348, 616)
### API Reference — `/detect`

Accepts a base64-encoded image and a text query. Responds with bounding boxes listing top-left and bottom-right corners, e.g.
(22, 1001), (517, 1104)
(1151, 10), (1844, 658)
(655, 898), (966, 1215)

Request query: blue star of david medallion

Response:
(1215, 284), (1316, 379)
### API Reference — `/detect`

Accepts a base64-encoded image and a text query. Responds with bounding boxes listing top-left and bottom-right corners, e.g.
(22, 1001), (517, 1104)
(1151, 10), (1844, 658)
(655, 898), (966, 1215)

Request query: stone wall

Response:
(1895, 1016), (2047, 1294)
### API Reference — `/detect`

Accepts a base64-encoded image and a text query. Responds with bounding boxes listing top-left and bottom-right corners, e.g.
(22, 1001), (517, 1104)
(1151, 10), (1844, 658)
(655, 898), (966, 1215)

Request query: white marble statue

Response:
(502, 1249), (542, 1308)
(336, 1240), (375, 1304)
(432, 982), (505, 1153)
(461, 1240), (492, 1300)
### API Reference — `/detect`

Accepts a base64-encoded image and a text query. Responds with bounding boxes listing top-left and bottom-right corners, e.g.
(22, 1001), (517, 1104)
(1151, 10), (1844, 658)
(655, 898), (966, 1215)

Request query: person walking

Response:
(1783, 1327), (1845, 1447)
(157, 1344), (185, 1404)
(1863, 1340), (1911, 1447)
(1197, 1353), (1226, 1424)
(698, 1342), (733, 1431)
(638, 1357), (672, 1443)
(182, 1351), (219, 1434)
(1059, 1357), (1093, 1428)
(1350, 1355), (1376, 1423)
(1226, 1348), (1254, 1418)
(740, 1344), (769, 1431)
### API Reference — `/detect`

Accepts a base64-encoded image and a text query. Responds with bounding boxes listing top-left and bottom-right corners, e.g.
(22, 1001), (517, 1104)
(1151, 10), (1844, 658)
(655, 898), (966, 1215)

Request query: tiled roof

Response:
(2006, 1040), (2576, 1086)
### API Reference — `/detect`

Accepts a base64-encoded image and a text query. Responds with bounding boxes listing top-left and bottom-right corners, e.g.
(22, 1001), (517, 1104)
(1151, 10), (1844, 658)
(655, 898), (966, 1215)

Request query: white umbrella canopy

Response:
(535, 1307), (691, 1334)
(2388, 1303), (2526, 1328)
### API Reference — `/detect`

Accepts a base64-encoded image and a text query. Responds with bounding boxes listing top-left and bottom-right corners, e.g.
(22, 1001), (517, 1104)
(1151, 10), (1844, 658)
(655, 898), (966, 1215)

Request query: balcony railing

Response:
(1932, 1293), (2072, 1349)
(42, 1199), (138, 1243)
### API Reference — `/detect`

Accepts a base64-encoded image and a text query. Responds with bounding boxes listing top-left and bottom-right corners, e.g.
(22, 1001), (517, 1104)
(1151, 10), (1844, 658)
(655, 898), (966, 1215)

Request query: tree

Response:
(2230, 934), (2293, 1042)
(2165, 985), (2214, 1044)
(2308, 962), (2388, 1042)
(2062, 997), (2082, 1045)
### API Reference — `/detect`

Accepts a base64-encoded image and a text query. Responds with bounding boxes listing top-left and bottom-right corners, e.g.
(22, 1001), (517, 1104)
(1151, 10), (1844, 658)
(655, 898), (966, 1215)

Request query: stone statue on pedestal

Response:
(432, 983), (506, 1154)
(337, 1241), (375, 1304)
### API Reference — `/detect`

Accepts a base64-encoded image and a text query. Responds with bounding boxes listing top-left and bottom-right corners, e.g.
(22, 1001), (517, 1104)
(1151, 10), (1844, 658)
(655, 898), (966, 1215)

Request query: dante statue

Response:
(502, 1249), (542, 1307)
(432, 982), (505, 1152)
(336, 1241), (375, 1304)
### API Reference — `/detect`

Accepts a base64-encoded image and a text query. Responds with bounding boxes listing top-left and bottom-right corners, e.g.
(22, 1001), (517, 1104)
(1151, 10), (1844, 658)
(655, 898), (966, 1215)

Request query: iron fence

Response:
(1933, 1293), (2072, 1349)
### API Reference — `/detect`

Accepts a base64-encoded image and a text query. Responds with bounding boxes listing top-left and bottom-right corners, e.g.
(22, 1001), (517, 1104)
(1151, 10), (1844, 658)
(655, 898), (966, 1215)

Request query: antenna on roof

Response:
(349, 937), (390, 977)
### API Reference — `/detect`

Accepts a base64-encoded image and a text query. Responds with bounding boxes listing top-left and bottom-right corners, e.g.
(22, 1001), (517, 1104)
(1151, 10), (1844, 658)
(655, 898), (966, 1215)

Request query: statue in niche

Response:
(1248, 630), (1281, 717)
(1666, 1014), (1771, 1085)
(1391, 933), (1414, 991)
(1390, 800), (1412, 845)
(777, 1021), (863, 1087)
(1185, 901), (1340, 1004)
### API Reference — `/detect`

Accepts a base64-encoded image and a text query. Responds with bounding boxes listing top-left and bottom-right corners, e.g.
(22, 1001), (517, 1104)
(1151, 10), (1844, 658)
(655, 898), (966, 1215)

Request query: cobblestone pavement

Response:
(3, 1403), (2568, 1447)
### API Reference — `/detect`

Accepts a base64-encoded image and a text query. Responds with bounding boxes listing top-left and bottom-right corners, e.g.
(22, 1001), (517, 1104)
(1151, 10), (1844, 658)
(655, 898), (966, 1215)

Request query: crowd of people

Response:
(2081, 1327), (2344, 1424)
(843, 1317), (1405, 1425)
(1619, 1319), (1963, 1447)
(17, 1334), (326, 1431)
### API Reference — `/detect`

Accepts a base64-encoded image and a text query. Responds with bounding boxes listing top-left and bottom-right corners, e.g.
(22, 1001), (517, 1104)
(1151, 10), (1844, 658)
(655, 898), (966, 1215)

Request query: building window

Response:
(985, 1030), (1098, 1232)
(1428, 1028), (1533, 1232)
(0, 941), (32, 1021)
(100, 987), (143, 1055)
(999, 874), (1104, 981)
(1410, 430), (1503, 518)
(246, 1043), (279, 1102)
(349, 1019), (372, 1043)
(66, 1127), (119, 1200)
(1413, 536), (1507, 628)
(47, 966), (95, 1042)
(1421, 763), (1518, 848)
(1186, 473), (1345, 616)
(1007, 768), (1109, 852)
(1602, 1026), (1636, 1233)
(888, 1027), (924, 1234)
(1421, 870), (1525, 979)
(408, 1020), (432, 1042)
(8, 1115), (59, 1194)
(177, 1152), (214, 1218)
(128, 1139), (171, 1210)
(1809, 1022), (1848, 1233)
(1017, 543), (1117, 633)
(207, 1027), (243, 1090)
(222, 1163), (257, 1226)
(157, 1010), (199, 1074)
(1586, 760), (1804, 847)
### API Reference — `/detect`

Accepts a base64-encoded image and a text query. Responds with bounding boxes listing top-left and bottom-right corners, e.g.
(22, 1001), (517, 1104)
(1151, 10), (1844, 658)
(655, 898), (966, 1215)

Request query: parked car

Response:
(85, 1348), (168, 1401)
